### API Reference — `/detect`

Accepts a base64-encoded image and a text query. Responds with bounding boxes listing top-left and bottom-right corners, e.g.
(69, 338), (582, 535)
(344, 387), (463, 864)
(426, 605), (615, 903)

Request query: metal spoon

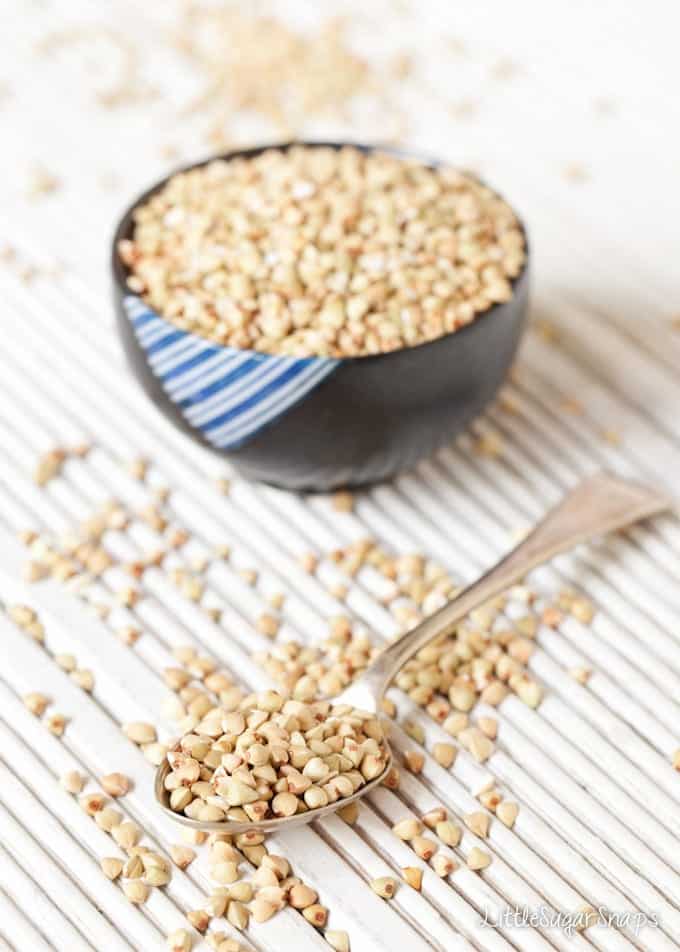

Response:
(155, 471), (670, 833)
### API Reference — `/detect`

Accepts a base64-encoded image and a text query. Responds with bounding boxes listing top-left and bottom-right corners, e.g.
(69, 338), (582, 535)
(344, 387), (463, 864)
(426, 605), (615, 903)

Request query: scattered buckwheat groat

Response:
(7, 603), (43, 640)
(123, 880), (149, 904)
(432, 742), (456, 768)
(24, 163), (60, 199)
(370, 876), (397, 899)
(467, 847), (492, 871)
(464, 811), (490, 838)
(496, 801), (519, 828)
(119, 146), (525, 358)
(403, 750), (424, 774)
(421, 807), (446, 828)
(23, 692), (50, 716)
(435, 820), (462, 848)
(124, 722), (157, 745)
(166, 929), (192, 952)
(569, 666), (591, 685)
(60, 770), (85, 794)
(411, 835), (437, 860)
(401, 866), (423, 891)
(46, 712), (68, 736)
(34, 448), (66, 486)
(101, 857), (123, 880)
(392, 818), (421, 840)
(331, 491), (354, 513)
(101, 772), (132, 797)
(325, 930), (350, 952)
(164, 690), (388, 823)
(33, 444), (92, 486)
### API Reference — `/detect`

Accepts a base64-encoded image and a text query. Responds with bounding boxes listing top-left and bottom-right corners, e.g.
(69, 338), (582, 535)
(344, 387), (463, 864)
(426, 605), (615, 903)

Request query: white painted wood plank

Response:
(0, 788), (142, 952)
(0, 847), (92, 952)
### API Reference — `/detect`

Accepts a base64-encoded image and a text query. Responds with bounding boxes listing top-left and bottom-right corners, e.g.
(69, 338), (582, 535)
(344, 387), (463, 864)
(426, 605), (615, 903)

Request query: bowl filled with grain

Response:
(112, 142), (529, 490)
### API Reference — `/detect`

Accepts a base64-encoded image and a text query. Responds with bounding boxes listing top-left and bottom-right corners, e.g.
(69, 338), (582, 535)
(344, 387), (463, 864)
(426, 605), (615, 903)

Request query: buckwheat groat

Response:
(120, 146), (525, 357)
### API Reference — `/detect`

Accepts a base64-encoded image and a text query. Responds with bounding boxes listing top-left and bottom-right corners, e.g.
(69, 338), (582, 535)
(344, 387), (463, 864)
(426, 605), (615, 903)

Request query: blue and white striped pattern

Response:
(124, 296), (339, 449)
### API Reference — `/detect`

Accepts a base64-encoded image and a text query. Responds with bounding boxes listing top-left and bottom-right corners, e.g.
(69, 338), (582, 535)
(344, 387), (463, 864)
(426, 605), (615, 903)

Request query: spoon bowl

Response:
(154, 749), (393, 835)
(154, 472), (670, 833)
(155, 672), (393, 834)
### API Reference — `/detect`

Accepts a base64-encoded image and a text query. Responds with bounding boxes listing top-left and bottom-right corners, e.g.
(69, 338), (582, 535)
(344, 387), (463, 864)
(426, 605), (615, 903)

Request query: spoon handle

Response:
(365, 471), (670, 700)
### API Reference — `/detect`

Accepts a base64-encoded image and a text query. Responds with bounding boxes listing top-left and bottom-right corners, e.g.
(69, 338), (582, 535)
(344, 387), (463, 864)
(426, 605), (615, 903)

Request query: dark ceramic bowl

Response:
(112, 142), (529, 491)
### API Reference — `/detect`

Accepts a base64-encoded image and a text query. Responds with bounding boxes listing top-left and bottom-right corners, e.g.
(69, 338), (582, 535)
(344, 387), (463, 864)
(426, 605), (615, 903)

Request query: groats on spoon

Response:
(155, 471), (671, 833)
(155, 751), (394, 835)
(157, 694), (393, 834)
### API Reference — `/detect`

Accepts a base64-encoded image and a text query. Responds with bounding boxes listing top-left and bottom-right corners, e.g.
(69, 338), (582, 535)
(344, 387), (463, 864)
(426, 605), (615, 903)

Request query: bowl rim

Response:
(111, 139), (530, 365)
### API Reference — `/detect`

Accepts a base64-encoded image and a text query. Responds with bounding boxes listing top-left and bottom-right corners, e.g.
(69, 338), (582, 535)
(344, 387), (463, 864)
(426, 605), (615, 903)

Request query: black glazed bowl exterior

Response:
(112, 142), (529, 491)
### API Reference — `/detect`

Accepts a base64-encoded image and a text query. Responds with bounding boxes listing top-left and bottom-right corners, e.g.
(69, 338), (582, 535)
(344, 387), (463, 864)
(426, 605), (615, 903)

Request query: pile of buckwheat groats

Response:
(163, 691), (388, 823)
(118, 145), (526, 357)
(172, 13), (374, 139)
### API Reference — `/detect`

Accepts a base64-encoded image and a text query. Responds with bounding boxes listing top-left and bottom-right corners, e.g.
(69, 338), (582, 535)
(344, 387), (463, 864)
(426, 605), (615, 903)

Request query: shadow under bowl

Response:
(112, 142), (530, 492)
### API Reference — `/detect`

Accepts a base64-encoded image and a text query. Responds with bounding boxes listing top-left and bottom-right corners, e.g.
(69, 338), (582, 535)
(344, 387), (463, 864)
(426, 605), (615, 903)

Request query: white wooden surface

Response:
(1, 1), (680, 950)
